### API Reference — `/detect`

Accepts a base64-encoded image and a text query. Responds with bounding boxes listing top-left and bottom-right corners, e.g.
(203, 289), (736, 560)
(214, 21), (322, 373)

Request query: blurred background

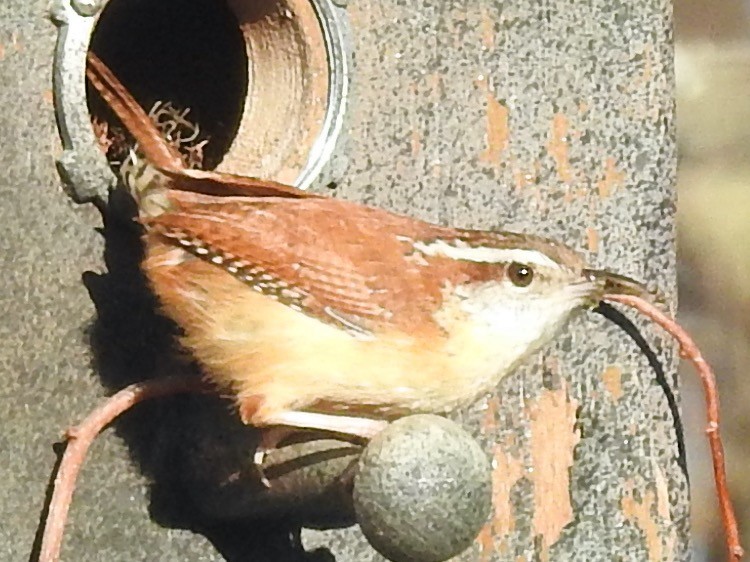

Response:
(674, 0), (750, 558)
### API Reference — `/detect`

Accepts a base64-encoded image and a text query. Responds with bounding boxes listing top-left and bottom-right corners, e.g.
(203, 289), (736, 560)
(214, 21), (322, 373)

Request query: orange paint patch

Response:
(512, 160), (540, 191)
(481, 395), (501, 434)
(597, 157), (625, 197)
(639, 45), (654, 85)
(478, 444), (525, 559)
(479, 87), (509, 167)
(547, 113), (574, 183)
(652, 461), (671, 520)
(621, 487), (667, 561)
(490, 446), (525, 539)
(477, 524), (495, 562)
(425, 72), (443, 100)
(652, 459), (676, 560)
(586, 227), (599, 253)
(410, 129), (422, 157)
(481, 8), (495, 49)
(528, 383), (580, 554)
(42, 89), (54, 105)
(601, 365), (623, 402)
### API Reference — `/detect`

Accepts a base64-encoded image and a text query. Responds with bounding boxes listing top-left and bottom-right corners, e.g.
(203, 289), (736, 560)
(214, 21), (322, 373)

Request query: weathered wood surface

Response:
(0, 0), (686, 560)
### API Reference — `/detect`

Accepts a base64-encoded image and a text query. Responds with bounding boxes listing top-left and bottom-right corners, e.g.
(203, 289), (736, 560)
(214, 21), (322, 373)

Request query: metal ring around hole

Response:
(50, 0), (350, 203)
(296, 0), (349, 190)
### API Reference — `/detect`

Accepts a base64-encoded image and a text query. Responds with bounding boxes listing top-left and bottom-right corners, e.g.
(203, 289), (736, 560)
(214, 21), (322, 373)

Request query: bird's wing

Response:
(145, 197), (500, 337)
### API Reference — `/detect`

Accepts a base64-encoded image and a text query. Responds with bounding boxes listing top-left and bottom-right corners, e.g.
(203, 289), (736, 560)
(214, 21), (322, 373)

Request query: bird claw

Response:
(253, 426), (295, 488)
(253, 446), (271, 488)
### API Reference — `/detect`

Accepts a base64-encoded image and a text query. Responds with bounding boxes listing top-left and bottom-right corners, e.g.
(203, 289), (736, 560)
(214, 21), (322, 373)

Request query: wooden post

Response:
(306, 0), (688, 559)
(0, 0), (686, 559)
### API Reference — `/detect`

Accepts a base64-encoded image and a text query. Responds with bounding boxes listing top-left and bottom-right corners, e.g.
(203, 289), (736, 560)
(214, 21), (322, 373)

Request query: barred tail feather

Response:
(86, 52), (184, 171)
(86, 52), (318, 202)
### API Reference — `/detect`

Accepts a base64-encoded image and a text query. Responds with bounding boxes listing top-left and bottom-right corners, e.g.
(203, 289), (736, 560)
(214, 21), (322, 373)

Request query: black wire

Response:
(593, 301), (688, 480)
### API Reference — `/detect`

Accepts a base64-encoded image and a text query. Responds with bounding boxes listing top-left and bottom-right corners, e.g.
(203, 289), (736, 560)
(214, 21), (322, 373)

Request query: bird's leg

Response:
(248, 408), (389, 487)
(252, 426), (297, 487)
(261, 411), (389, 440)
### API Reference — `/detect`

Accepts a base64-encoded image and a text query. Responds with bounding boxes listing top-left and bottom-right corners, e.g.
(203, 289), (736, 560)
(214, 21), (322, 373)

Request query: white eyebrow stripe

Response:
(412, 239), (559, 268)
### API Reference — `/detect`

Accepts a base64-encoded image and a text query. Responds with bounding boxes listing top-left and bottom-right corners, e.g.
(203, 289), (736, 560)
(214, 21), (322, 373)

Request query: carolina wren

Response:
(86, 53), (649, 442)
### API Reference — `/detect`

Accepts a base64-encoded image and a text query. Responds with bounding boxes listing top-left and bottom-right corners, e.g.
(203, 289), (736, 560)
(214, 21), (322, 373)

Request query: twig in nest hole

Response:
(604, 293), (743, 562)
(37, 376), (211, 562)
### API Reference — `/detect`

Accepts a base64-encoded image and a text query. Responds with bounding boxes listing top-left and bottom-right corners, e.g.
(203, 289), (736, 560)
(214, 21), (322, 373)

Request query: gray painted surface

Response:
(0, 0), (686, 560)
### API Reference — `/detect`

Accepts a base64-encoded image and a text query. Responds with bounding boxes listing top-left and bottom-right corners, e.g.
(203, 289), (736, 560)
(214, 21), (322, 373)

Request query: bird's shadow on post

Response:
(73, 188), (335, 562)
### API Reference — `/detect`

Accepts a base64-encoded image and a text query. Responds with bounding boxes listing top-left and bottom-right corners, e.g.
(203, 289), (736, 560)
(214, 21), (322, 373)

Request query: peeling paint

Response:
(512, 160), (540, 191)
(425, 72), (443, 99)
(586, 227), (599, 253)
(528, 383), (580, 554)
(621, 486), (666, 562)
(478, 83), (509, 168)
(638, 45), (654, 86)
(410, 129), (422, 157)
(478, 445), (525, 559)
(547, 113), (574, 183)
(477, 523), (495, 562)
(652, 462), (670, 520)
(601, 365), (623, 402)
(652, 459), (676, 561)
(480, 7), (495, 50)
(8, 0), (685, 557)
(596, 157), (626, 197)
(491, 446), (525, 539)
(481, 395), (501, 434)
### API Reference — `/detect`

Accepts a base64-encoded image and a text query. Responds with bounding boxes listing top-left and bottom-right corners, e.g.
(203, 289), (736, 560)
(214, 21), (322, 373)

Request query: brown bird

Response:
(86, 53), (648, 444)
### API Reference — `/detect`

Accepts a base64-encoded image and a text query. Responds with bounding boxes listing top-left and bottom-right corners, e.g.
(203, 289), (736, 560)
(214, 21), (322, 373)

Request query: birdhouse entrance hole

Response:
(86, 0), (346, 188)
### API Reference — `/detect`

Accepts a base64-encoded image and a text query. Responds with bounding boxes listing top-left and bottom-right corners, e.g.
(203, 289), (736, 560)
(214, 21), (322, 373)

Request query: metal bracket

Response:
(296, 0), (350, 190)
(51, 0), (113, 203)
(50, 0), (350, 203)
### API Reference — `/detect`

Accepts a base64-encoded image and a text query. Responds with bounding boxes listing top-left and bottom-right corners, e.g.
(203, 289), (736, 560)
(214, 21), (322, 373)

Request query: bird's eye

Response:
(508, 262), (534, 287)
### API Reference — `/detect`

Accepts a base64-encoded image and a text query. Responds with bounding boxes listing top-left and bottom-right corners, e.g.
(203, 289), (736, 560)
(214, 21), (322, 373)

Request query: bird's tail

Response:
(85, 52), (317, 207)
(86, 52), (185, 172)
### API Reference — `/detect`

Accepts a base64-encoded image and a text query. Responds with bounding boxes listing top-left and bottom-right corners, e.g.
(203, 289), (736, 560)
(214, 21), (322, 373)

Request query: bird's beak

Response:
(581, 269), (659, 304)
